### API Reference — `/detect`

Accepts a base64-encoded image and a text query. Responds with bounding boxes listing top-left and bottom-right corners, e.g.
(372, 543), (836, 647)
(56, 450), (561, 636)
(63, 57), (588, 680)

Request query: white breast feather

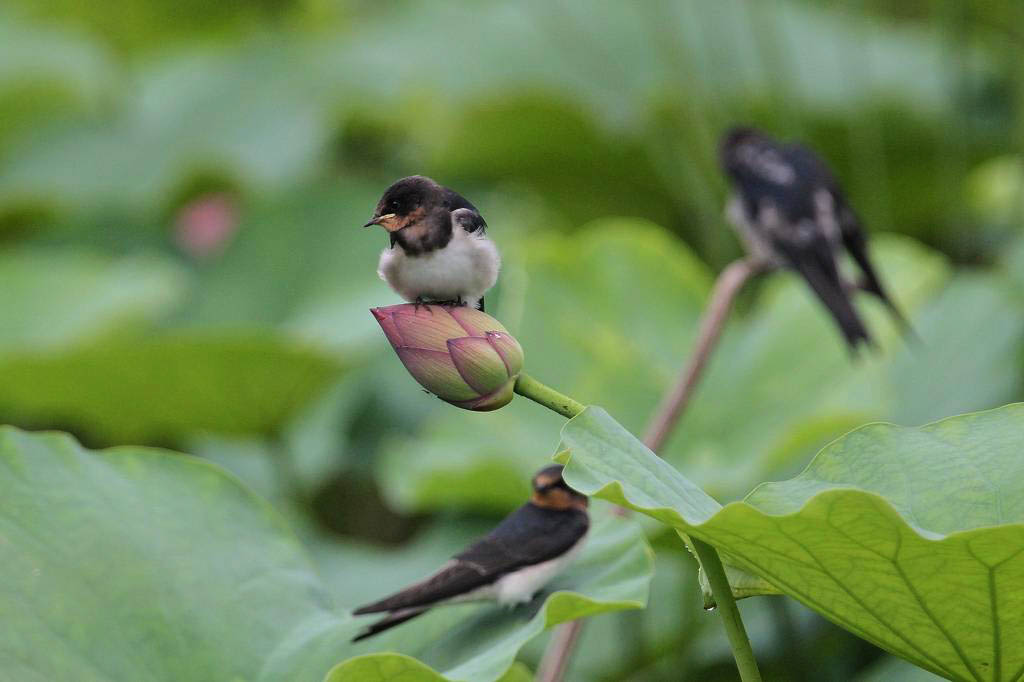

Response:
(378, 223), (500, 308)
(493, 535), (587, 606)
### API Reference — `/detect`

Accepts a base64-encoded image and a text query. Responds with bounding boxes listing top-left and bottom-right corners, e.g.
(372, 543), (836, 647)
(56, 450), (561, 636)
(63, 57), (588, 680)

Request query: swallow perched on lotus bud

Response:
(352, 464), (589, 642)
(364, 175), (500, 311)
(720, 126), (912, 350)
(371, 303), (523, 411)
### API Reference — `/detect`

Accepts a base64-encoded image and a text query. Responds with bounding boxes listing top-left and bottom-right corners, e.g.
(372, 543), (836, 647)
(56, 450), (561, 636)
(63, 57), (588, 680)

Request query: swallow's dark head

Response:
(719, 126), (795, 186)
(720, 126), (764, 150)
(719, 126), (767, 172)
(531, 464), (588, 511)
(364, 175), (444, 232)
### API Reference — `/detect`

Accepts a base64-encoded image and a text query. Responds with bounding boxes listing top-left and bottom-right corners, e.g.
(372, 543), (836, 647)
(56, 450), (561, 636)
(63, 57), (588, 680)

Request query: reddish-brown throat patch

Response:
(395, 205), (428, 236)
(532, 487), (589, 511)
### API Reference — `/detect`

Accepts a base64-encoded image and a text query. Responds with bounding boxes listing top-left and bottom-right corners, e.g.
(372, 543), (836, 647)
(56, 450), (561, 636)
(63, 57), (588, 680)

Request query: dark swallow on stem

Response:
(720, 127), (912, 349)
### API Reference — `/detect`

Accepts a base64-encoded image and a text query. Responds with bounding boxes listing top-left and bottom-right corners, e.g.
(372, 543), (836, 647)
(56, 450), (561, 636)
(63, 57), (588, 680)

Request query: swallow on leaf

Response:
(720, 127), (912, 349)
(352, 465), (589, 642)
(364, 175), (500, 311)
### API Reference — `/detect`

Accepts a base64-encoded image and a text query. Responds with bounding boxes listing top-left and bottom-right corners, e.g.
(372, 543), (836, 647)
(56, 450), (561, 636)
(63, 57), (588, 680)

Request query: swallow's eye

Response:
(390, 200), (400, 210)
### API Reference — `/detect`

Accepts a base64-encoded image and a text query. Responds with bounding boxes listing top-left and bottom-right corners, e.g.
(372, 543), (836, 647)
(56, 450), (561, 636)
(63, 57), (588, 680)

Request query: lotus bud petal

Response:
(447, 379), (516, 412)
(371, 304), (523, 411)
(447, 337), (510, 394)
(391, 310), (467, 351)
(393, 347), (480, 402)
(445, 306), (509, 336)
(484, 331), (524, 374)
(370, 308), (403, 347)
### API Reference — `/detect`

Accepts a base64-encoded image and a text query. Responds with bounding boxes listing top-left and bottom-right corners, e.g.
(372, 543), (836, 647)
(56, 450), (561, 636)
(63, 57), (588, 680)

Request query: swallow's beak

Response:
(363, 213), (401, 231)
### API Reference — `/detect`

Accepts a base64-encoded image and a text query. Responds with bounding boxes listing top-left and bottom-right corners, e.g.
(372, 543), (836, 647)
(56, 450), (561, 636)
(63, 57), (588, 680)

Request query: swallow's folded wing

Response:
(352, 552), (505, 615)
(771, 219), (872, 349)
(353, 505), (588, 614)
(443, 187), (487, 233)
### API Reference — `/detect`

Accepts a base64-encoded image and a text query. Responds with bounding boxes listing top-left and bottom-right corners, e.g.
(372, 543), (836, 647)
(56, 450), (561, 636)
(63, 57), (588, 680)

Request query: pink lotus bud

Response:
(371, 304), (524, 411)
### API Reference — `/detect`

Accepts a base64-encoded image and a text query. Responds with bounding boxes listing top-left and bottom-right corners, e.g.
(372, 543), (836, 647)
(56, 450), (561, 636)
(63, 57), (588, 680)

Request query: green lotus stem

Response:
(692, 538), (763, 682)
(513, 373), (585, 419)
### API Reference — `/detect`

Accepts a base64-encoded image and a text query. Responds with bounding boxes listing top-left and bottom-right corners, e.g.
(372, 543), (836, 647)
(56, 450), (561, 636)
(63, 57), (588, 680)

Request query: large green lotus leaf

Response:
(856, 656), (945, 682)
(0, 248), (187, 352)
(0, 426), (342, 682)
(377, 219), (709, 512)
(559, 405), (1024, 681)
(324, 509), (652, 682)
(0, 427), (650, 682)
(0, 333), (344, 444)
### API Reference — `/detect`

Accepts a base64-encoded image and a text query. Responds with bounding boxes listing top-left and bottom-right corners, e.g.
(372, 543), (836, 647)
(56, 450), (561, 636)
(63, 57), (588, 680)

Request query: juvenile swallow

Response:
(351, 465), (589, 642)
(365, 175), (500, 311)
(720, 127), (911, 349)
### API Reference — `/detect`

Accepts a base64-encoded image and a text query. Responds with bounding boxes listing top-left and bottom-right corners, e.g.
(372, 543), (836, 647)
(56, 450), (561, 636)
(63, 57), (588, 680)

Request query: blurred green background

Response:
(1, 0), (1022, 679)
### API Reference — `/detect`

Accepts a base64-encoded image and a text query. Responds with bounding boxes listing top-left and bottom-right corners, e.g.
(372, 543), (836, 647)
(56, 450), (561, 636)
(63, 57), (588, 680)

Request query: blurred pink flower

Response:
(371, 304), (524, 411)
(175, 193), (239, 260)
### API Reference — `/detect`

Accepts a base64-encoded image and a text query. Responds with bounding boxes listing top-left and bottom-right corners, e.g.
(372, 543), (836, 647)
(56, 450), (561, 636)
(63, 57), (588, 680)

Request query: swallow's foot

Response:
(412, 297), (466, 308)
